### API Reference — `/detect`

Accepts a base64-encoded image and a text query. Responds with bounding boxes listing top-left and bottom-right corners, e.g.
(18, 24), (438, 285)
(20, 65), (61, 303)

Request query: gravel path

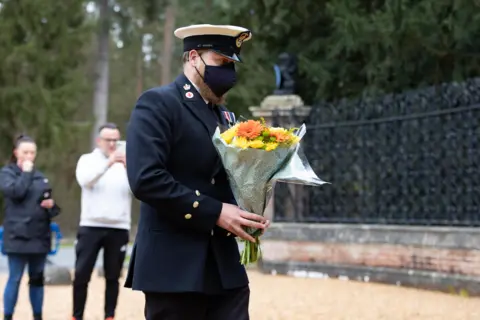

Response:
(1, 271), (479, 320)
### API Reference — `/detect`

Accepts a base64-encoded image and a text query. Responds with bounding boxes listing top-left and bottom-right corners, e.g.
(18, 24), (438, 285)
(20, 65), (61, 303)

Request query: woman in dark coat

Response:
(0, 135), (60, 320)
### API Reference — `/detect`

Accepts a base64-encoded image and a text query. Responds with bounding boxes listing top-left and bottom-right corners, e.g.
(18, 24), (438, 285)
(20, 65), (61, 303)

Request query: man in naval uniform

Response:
(124, 24), (270, 320)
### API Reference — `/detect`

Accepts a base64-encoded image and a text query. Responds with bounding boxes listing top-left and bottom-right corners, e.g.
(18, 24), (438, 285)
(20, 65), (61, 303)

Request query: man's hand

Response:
(117, 154), (127, 167)
(108, 151), (125, 167)
(216, 203), (268, 243)
(41, 199), (55, 209)
(259, 219), (271, 236)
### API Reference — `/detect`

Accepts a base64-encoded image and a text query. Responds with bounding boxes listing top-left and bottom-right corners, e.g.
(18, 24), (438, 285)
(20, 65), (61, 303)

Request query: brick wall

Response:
(259, 223), (480, 295)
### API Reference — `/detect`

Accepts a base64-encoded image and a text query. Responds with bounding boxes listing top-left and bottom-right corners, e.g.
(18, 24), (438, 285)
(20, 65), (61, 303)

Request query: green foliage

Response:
(0, 0), (92, 162)
(325, 0), (480, 97)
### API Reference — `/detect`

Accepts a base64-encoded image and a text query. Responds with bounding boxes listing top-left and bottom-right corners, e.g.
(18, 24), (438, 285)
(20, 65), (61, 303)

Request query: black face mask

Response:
(196, 55), (237, 98)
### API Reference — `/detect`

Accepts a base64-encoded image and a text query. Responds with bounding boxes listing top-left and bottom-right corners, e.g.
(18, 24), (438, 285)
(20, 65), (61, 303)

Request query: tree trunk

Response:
(160, 0), (176, 86)
(91, 0), (111, 148)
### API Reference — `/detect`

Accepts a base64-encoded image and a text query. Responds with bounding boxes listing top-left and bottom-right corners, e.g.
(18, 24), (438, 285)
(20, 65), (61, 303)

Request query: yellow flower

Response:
(290, 136), (300, 145)
(265, 142), (279, 151)
(233, 137), (249, 149)
(248, 140), (264, 149)
(220, 125), (238, 144)
(282, 135), (300, 146)
(269, 127), (288, 134)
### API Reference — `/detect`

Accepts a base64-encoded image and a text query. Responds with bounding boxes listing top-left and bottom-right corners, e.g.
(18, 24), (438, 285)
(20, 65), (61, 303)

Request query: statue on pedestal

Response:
(273, 52), (298, 95)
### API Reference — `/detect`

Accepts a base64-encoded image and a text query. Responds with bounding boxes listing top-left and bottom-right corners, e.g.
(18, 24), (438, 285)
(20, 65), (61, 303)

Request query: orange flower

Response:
(236, 120), (264, 140)
(269, 130), (290, 143)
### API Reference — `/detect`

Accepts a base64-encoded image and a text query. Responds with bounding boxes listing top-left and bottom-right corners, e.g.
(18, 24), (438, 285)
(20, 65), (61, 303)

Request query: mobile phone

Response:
(116, 140), (126, 154)
(39, 188), (52, 203)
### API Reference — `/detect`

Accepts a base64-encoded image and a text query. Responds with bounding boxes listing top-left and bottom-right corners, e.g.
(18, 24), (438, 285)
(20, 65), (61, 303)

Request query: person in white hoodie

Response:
(72, 123), (131, 320)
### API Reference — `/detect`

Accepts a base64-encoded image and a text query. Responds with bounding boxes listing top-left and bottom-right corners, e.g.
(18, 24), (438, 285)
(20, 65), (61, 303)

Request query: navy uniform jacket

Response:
(124, 74), (248, 293)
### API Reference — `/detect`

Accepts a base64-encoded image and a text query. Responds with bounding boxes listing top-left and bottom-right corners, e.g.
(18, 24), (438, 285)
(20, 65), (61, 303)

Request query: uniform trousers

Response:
(143, 285), (250, 320)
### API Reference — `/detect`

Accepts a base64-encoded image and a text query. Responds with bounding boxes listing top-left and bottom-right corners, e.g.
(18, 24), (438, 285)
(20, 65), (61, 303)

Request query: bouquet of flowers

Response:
(212, 118), (327, 265)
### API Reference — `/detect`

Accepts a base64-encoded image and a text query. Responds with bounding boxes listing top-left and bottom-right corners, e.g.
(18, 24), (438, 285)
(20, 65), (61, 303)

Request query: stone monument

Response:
(249, 53), (312, 222)
(273, 52), (298, 95)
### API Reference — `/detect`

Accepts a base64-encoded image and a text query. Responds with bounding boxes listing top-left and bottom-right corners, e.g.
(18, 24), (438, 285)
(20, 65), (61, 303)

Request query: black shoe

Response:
(33, 314), (42, 320)
(4, 315), (13, 320)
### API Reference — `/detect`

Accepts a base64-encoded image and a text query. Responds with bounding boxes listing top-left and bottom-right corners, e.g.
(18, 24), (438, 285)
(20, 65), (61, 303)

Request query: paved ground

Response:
(1, 270), (479, 320)
(1, 245), (479, 319)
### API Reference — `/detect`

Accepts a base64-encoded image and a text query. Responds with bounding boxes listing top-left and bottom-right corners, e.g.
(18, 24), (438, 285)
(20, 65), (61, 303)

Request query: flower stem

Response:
(240, 236), (261, 266)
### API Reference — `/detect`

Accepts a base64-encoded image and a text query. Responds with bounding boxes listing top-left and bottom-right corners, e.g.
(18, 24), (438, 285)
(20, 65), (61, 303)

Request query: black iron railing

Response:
(273, 78), (480, 226)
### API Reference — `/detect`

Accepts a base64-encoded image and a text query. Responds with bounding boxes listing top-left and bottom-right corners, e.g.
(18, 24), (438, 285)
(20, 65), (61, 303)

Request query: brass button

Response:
(195, 190), (201, 196)
(211, 230), (214, 236)
(227, 232), (231, 236)
(193, 201), (199, 208)
(184, 213), (192, 220)
(211, 178), (215, 185)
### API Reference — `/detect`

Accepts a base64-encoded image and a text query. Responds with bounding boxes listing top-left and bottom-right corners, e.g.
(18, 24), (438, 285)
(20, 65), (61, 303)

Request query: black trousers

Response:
(72, 226), (129, 319)
(144, 286), (250, 320)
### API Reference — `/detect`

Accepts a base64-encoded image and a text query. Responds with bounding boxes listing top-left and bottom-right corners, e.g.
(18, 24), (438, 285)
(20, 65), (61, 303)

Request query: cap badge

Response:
(185, 92), (194, 99)
(236, 32), (249, 48)
(183, 84), (191, 90)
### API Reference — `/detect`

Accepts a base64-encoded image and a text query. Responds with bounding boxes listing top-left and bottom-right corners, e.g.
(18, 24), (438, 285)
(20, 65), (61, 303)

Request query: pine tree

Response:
(0, 0), (91, 157)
